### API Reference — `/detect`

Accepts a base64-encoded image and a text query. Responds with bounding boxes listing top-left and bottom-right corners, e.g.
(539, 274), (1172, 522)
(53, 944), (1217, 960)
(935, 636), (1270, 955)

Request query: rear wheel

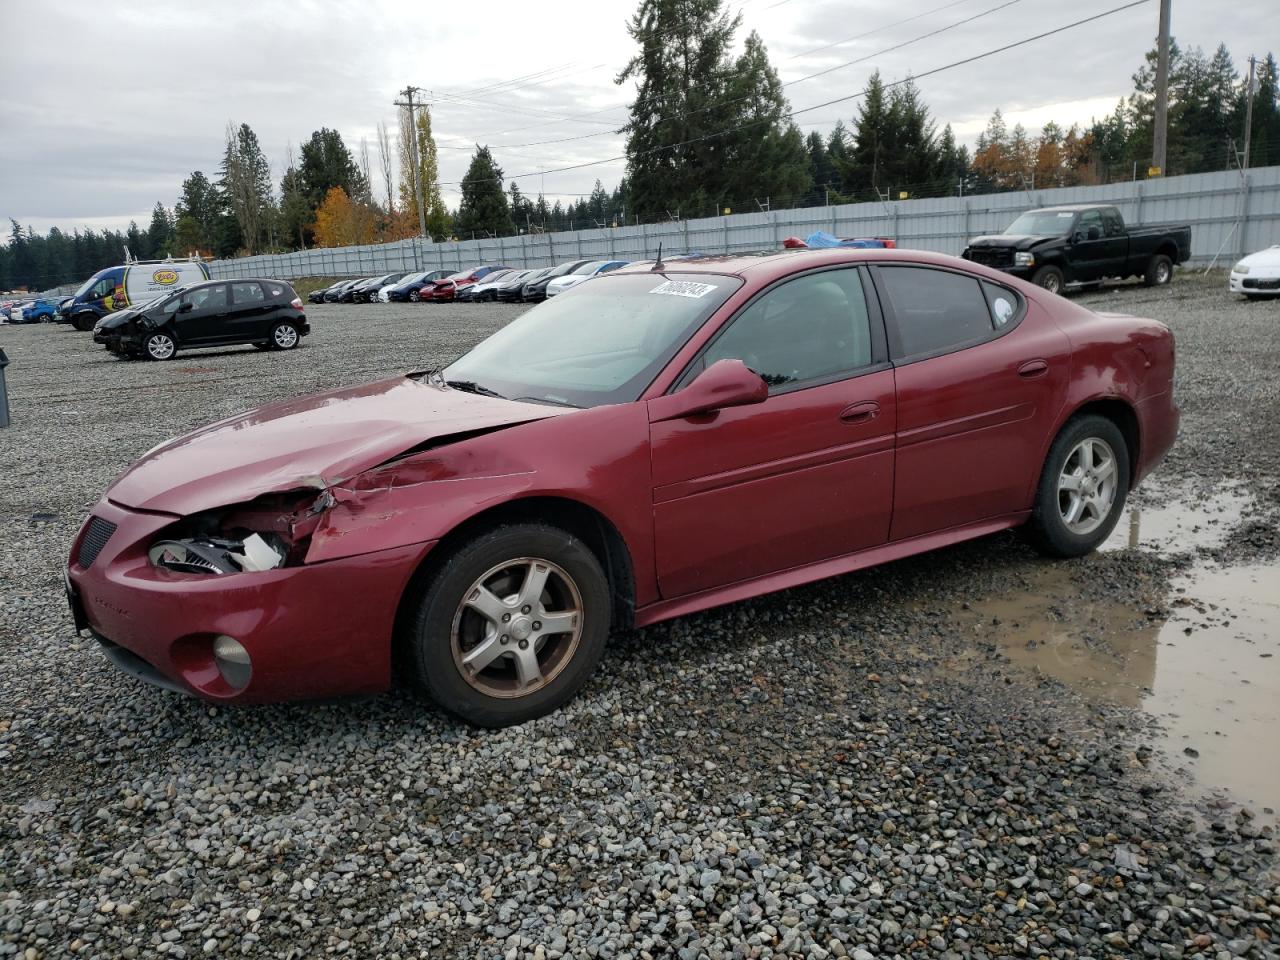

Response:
(407, 523), (610, 728)
(1143, 253), (1173, 287)
(270, 322), (299, 350)
(1027, 415), (1130, 557)
(143, 332), (177, 361)
(1031, 265), (1065, 296)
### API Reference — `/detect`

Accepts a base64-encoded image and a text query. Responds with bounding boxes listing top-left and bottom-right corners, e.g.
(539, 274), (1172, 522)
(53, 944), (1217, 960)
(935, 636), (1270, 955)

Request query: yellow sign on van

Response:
(152, 269), (179, 285)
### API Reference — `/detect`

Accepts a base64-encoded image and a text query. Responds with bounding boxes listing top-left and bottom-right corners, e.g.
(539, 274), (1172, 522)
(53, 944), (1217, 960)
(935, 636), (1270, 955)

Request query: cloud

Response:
(0, 0), (1269, 235)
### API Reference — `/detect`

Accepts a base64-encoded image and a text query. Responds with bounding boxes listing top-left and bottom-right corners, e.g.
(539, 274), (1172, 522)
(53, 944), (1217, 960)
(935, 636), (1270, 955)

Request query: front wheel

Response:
(407, 523), (610, 728)
(1027, 415), (1130, 557)
(1031, 265), (1065, 296)
(72, 313), (97, 332)
(408, 290), (421, 302)
(1143, 253), (1173, 287)
(270, 322), (300, 350)
(143, 332), (177, 361)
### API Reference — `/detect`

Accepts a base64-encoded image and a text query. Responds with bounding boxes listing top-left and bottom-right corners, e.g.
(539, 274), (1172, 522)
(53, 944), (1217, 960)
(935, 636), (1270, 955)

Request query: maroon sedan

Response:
(67, 249), (1178, 726)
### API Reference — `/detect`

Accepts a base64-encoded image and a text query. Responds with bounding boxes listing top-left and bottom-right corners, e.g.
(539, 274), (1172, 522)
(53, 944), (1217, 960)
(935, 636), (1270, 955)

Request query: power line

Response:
(425, 0), (989, 148)
(434, 0), (1151, 188)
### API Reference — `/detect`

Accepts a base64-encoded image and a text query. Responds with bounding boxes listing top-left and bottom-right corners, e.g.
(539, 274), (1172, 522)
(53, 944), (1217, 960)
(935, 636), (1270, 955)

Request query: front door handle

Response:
(840, 401), (880, 424)
(1018, 359), (1049, 378)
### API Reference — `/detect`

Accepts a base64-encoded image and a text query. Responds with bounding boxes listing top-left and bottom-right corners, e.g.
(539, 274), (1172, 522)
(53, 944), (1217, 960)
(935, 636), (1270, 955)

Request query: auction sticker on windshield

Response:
(649, 280), (718, 298)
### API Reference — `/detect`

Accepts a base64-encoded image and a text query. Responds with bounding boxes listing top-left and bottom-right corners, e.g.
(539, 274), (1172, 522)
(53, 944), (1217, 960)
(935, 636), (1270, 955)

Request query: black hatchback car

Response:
(93, 279), (310, 360)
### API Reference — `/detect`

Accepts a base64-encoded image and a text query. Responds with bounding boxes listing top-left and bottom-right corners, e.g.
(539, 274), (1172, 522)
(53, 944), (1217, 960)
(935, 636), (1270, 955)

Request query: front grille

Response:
(76, 516), (117, 569)
(968, 247), (1014, 268)
(1243, 277), (1280, 290)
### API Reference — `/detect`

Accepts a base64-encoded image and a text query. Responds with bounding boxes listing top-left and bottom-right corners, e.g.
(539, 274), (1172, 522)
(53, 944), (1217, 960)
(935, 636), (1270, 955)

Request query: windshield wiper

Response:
(445, 379), (507, 400)
(514, 395), (581, 408)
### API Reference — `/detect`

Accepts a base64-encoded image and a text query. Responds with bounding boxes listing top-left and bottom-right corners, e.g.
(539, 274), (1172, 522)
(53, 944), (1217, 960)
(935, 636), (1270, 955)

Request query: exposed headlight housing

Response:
(1014, 252), (1036, 267)
(1232, 262), (1249, 275)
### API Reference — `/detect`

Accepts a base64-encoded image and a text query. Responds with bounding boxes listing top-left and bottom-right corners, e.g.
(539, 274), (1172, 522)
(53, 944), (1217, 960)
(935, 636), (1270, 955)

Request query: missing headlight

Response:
(149, 532), (285, 576)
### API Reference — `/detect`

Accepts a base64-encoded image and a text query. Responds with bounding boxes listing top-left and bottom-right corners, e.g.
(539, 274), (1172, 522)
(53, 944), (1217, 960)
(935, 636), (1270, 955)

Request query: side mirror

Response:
(649, 359), (769, 423)
(178, 301), (194, 313)
(1071, 230), (1085, 243)
(1087, 226), (1102, 240)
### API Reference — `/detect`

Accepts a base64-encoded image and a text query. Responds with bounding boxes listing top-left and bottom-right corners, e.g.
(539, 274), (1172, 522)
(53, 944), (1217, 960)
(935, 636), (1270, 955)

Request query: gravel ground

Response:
(1, 274), (1277, 960)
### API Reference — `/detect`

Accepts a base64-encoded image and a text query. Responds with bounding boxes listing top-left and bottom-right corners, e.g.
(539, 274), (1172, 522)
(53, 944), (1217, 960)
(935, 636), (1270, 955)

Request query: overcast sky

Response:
(0, 0), (1269, 236)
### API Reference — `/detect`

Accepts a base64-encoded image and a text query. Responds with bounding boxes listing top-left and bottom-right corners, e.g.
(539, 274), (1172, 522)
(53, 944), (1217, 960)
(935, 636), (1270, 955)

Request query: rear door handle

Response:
(840, 401), (880, 424)
(1018, 359), (1049, 378)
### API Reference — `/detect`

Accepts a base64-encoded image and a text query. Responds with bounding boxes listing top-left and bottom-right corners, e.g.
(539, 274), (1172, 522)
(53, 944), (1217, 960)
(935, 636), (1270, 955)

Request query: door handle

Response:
(840, 401), (880, 423)
(1018, 359), (1049, 378)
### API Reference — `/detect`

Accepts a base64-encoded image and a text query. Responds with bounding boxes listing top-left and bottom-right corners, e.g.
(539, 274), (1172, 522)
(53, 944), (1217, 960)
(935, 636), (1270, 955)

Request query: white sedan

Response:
(546, 260), (629, 297)
(1230, 245), (1280, 299)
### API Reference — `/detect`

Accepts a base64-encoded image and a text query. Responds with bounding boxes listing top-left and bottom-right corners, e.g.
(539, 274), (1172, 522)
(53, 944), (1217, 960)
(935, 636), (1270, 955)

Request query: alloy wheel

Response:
(1057, 437), (1117, 535)
(273, 324), (299, 348)
(146, 333), (175, 360)
(450, 557), (583, 699)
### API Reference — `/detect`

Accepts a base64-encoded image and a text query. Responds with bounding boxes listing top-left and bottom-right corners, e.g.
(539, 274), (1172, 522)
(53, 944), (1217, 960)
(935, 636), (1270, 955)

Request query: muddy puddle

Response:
(1101, 480), (1254, 553)
(961, 482), (1278, 819)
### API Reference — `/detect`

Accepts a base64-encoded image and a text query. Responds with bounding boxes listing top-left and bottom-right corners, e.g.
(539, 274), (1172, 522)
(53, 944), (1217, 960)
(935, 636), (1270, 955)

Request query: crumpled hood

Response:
(966, 234), (1061, 252)
(107, 376), (563, 515)
(98, 305), (149, 330)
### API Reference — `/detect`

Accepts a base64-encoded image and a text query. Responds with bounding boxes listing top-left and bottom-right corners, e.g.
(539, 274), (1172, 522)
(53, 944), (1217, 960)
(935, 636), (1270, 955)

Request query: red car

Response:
(423, 265), (508, 302)
(67, 249), (1178, 727)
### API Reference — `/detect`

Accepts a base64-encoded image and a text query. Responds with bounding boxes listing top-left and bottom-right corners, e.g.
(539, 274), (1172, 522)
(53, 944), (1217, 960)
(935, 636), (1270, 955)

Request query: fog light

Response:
(212, 635), (252, 690)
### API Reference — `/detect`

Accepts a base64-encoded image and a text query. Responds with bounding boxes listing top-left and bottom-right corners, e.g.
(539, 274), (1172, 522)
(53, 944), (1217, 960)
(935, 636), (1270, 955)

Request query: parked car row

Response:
(1, 296), (69, 323)
(311, 259), (632, 307)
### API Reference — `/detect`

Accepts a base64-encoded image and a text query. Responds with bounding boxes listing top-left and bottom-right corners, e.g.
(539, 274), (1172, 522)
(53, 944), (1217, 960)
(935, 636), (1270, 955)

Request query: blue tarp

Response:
(804, 231), (890, 249)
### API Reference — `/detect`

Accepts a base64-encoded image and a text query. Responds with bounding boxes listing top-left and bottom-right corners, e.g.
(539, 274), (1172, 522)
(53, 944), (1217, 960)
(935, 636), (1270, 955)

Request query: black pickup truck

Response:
(962, 204), (1192, 295)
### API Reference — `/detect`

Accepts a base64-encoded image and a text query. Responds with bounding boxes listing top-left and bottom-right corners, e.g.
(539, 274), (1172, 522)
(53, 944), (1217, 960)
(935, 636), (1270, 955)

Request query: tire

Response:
(409, 290), (420, 302)
(72, 313), (96, 332)
(269, 322), (300, 350)
(143, 331), (177, 361)
(407, 523), (610, 728)
(1027, 414), (1130, 558)
(1031, 266), (1065, 296)
(1143, 253), (1173, 287)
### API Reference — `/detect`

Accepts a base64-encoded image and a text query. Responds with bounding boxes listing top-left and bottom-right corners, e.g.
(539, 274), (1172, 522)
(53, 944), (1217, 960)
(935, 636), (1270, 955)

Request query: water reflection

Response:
(962, 561), (1280, 818)
(1102, 482), (1254, 553)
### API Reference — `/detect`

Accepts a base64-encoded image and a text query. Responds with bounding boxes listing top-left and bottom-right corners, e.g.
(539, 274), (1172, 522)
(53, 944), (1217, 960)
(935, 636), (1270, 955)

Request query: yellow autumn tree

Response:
(311, 186), (376, 247)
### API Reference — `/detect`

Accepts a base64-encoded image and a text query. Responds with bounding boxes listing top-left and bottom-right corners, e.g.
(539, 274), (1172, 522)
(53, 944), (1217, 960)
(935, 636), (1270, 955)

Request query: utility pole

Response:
(1242, 55), (1258, 173)
(1150, 0), (1171, 177)
(394, 86), (428, 239)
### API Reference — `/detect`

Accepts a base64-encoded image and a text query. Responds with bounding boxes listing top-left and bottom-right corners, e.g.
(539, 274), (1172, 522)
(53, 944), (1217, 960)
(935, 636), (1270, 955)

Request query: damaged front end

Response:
(147, 487), (335, 576)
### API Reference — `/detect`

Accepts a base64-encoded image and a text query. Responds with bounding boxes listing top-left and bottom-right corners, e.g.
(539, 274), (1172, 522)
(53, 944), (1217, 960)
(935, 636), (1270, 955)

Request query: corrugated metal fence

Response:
(199, 165), (1274, 280)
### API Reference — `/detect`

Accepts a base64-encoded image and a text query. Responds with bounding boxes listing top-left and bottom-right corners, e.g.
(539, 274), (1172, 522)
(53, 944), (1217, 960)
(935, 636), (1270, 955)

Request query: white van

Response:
(61, 259), (211, 330)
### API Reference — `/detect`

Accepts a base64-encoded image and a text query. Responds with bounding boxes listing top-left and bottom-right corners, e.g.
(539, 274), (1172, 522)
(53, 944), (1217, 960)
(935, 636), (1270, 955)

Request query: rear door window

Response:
(877, 266), (996, 360)
(231, 282), (266, 304)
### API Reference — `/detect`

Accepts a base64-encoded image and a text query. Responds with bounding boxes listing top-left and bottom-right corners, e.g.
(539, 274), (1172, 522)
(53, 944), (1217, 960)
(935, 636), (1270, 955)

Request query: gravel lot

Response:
(1, 273), (1277, 959)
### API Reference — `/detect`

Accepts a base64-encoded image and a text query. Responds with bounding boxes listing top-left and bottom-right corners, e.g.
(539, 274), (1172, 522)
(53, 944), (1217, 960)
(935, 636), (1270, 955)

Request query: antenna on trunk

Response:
(651, 242), (665, 272)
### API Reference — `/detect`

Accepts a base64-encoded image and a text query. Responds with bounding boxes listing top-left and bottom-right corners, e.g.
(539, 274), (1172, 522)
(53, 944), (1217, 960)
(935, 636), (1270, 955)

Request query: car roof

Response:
(609, 247), (966, 280)
(1027, 203), (1114, 212)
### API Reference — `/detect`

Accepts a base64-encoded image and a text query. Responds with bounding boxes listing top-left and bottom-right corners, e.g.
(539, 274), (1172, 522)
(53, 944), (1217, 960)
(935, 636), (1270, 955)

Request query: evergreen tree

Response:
(145, 203), (174, 258)
(174, 171), (222, 252)
(454, 146), (514, 238)
(279, 163), (312, 249)
(719, 31), (811, 209)
(617, 0), (740, 217)
(882, 78), (939, 193)
(299, 128), (367, 210)
(836, 71), (891, 197)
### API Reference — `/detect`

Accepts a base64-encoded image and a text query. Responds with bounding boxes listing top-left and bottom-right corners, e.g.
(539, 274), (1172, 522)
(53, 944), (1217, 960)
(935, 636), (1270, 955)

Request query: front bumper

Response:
(1230, 271), (1280, 294)
(67, 498), (435, 703)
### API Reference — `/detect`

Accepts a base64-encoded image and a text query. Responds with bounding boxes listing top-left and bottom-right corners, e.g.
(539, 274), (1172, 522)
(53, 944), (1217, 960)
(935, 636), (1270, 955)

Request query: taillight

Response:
(290, 297), (303, 309)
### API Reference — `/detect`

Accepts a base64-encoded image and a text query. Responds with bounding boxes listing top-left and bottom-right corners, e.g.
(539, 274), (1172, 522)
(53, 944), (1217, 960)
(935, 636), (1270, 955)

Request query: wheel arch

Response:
(1055, 396), (1140, 491)
(390, 494), (637, 681)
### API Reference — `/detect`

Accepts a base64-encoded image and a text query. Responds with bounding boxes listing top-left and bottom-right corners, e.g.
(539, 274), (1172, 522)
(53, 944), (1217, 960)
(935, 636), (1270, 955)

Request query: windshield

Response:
(572, 261), (607, 275)
(444, 272), (742, 408)
(73, 272), (107, 297)
(1005, 210), (1077, 237)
